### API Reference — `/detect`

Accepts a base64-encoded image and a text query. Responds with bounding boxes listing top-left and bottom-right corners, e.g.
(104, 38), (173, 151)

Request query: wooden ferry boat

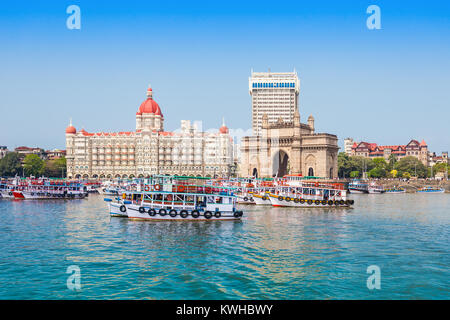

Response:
(368, 181), (385, 194)
(0, 178), (87, 200)
(416, 186), (445, 193)
(104, 176), (243, 220)
(268, 179), (353, 208)
(385, 187), (406, 194)
(0, 183), (18, 199)
(12, 180), (87, 200)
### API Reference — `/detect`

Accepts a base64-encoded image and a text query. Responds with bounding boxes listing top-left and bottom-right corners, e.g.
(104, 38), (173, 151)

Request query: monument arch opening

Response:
(273, 149), (290, 177)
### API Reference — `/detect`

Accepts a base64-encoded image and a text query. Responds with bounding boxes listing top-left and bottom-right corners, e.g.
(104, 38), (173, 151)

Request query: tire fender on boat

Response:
(204, 211), (212, 219)
(191, 210), (200, 218)
(179, 210), (188, 218)
(169, 209), (178, 217)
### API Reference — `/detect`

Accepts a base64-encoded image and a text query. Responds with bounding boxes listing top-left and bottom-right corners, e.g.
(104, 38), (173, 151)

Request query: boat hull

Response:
(348, 189), (367, 194)
(269, 194), (352, 208)
(368, 189), (385, 194)
(125, 203), (242, 221)
(12, 191), (86, 200)
(108, 202), (128, 217)
(1, 190), (16, 199)
(252, 194), (272, 205)
(236, 195), (255, 204)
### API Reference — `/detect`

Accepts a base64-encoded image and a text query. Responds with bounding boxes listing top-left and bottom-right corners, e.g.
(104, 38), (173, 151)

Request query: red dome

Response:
(137, 98), (163, 117)
(66, 125), (76, 134)
(219, 125), (229, 134)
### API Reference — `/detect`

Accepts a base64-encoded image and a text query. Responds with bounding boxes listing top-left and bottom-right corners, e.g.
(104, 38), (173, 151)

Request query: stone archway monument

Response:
(240, 110), (339, 178)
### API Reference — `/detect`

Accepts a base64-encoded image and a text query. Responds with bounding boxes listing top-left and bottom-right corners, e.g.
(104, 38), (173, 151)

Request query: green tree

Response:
(337, 153), (377, 178)
(23, 154), (45, 177)
(0, 152), (22, 177)
(431, 163), (450, 178)
(44, 157), (67, 178)
(394, 156), (427, 178)
(370, 157), (388, 178)
(373, 157), (388, 170)
(350, 171), (360, 178)
(368, 167), (386, 178)
(388, 154), (397, 171)
(353, 156), (375, 173)
(338, 152), (351, 178)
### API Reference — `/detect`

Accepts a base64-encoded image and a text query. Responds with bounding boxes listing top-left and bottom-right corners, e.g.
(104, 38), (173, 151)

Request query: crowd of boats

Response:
(101, 174), (355, 221)
(1, 175), (446, 222)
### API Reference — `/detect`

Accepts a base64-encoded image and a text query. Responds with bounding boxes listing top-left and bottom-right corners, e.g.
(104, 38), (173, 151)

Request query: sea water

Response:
(0, 193), (448, 299)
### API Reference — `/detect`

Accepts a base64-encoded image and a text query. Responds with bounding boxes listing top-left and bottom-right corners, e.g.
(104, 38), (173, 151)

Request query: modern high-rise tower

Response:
(249, 70), (300, 135)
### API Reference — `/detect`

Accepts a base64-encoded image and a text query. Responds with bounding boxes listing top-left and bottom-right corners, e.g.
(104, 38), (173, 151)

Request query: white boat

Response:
(0, 189), (16, 199)
(97, 186), (121, 196)
(104, 198), (129, 217)
(104, 176), (243, 221)
(236, 193), (255, 204)
(416, 186), (445, 193)
(0, 179), (21, 199)
(368, 182), (385, 194)
(268, 181), (353, 208)
(348, 180), (368, 193)
(252, 192), (272, 205)
(12, 181), (87, 200)
(385, 187), (406, 194)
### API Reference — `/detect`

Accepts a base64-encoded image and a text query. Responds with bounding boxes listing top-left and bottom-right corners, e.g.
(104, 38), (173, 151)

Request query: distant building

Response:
(249, 70), (300, 136)
(65, 85), (235, 179)
(46, 149), (66, 160)
(0, 146), (8, 159)
(242, 70), (338, 178)
(350, 139), (429, 166)
(429, 151), (449, 167)
(14, 146), (47, 160)
(344, 138), (354, 155)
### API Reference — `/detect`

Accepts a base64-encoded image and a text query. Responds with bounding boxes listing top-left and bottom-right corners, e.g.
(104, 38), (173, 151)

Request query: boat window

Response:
(196, 196), (206, 206)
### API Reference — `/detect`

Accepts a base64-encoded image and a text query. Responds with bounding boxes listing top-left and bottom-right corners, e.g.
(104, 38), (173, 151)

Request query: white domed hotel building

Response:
(65, 86), (234, 179)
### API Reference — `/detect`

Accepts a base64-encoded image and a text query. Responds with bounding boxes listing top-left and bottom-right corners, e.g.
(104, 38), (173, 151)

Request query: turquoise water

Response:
(0, 193), (448, 299)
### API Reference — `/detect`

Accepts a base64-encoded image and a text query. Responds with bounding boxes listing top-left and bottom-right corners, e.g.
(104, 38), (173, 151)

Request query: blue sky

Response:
(0, 0), (449, 152)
